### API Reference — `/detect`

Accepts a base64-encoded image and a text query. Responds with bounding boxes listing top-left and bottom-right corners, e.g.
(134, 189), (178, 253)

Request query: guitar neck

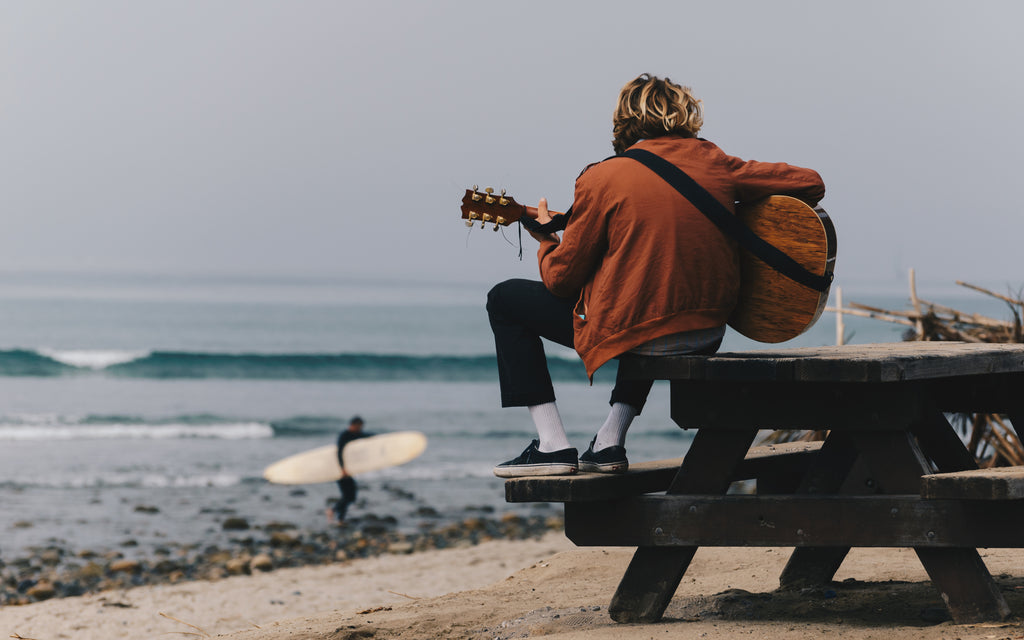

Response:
(460, 187), (564, 230)
(525, 205), (565, 219)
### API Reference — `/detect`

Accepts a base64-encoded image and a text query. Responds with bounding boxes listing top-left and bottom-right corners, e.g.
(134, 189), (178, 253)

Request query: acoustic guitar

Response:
(460, 187), (836, 343)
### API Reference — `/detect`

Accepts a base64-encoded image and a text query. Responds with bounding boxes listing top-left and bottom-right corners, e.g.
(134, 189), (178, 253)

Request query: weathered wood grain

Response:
(915, 547), (1012, 623)
(922, 466), (1024, 500)
(618, 342), (1024, 384)
(504, 441), (823, 503)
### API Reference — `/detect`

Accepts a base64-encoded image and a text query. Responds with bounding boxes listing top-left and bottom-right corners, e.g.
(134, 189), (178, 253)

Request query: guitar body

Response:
(728, 195), (837, 343)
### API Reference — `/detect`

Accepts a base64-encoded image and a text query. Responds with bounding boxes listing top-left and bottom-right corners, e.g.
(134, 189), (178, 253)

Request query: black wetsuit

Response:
(333, 429), (371, 520)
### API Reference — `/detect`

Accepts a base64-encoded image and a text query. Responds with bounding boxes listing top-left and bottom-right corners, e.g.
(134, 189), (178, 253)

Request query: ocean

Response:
(0, 271), (1009, 560)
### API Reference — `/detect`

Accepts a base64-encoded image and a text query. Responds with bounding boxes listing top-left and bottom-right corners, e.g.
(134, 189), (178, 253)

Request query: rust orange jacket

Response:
(537, 136), (826, 378)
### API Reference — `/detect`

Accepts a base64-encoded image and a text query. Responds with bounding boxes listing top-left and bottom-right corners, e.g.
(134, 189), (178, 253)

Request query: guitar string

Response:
(464, 216), (525, 261)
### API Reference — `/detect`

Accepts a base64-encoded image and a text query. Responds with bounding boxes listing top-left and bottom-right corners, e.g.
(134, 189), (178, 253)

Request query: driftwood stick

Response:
(850, 296), (1009, 328)
(824, 305), (915, 327)
(957, 332), (985, 343)
(846, 301), (919, 318)
(990, 415), (1024, 466)
(915, 301), (1013, 328)
(909, 269), (924, 338)
(956, 280), (1024, 307)
(158, 612), (210, 638)
(987, 420), (1020, 466)
(968, 414), (986, 458)
(835, 287), (845, 346)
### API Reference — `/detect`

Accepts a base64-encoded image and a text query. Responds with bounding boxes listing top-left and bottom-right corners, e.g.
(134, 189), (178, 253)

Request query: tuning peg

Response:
(484, 187), (495, 204)
(471, 185), (482, 202)
(499, 188), (509, 206)
(465, 220), (474, 227)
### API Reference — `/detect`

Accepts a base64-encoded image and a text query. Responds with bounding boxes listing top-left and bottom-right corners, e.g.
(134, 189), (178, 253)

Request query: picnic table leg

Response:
(852, 427), (1010, 623)
(607, 427), (758, 623)
(911, 410), (978, 472)
(915, 548), (1011, 622)
(778, 431), (860, 589)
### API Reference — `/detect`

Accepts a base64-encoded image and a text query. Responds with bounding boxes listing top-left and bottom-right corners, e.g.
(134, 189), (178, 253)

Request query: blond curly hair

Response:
(612, 73), (703, 154)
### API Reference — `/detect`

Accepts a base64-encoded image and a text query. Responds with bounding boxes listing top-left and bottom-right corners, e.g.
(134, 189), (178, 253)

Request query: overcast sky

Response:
(2, 1), (1022, 296)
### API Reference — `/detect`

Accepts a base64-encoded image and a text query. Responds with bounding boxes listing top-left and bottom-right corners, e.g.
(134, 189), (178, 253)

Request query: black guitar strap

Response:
(519, 207), (572, 234)
(622, 148), (832, 293)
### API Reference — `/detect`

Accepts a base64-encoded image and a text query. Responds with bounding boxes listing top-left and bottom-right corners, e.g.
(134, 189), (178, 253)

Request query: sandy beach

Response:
(5, 530), (1024, 640)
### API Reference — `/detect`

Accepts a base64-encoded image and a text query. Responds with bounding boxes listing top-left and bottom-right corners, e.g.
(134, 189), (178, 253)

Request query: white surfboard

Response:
(262, 431), (427, 485)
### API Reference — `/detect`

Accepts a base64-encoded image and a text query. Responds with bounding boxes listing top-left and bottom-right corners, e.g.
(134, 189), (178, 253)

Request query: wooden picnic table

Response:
(505, 342), (1024, 624)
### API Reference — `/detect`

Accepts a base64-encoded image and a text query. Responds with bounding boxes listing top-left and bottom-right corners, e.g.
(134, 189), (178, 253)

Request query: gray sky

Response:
(2, 1), (1022, 296)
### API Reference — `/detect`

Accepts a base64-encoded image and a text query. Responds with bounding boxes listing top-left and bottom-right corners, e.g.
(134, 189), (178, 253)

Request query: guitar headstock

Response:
(460, 186), (525, 231)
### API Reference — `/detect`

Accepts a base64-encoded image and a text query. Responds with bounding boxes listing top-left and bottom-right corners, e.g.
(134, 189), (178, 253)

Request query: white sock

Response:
(528, 402), (572, 452)
(593, 402), (637, 451)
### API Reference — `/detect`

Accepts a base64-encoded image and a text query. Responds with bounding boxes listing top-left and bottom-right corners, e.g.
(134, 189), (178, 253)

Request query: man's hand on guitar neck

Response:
(526, 198), (560, 244)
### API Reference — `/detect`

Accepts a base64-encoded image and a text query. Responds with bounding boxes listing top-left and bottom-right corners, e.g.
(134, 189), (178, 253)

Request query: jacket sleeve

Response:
(536, 171), (611, 298)
(725, 156), (826, 207)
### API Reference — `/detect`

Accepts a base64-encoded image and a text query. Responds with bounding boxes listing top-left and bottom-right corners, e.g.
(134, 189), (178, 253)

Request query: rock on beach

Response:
(0, 511), (562, 605)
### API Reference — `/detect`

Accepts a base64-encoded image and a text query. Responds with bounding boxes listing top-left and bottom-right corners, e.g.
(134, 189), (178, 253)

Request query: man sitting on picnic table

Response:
(487, 73), (825, 478)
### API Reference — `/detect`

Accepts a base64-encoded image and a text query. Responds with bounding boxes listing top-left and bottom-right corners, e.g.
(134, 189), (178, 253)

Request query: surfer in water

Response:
(329, 415), (371, 522)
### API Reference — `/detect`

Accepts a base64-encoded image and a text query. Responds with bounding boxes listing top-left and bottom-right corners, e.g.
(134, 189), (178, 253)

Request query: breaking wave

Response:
(0, 349), (599, 382)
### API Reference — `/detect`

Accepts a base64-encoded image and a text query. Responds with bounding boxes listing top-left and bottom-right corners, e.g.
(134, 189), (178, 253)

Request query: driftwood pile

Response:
(767, 270), (1024, 468)
(833, 273), (1023, 346)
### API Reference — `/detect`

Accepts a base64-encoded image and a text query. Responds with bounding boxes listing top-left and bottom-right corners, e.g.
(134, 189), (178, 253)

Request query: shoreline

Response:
(0, 510), (563, 606)
(6, 531), (1024, 640)
(0, 531), (575, 639)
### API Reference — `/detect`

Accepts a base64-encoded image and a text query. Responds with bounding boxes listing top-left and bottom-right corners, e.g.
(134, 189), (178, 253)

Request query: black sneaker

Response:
(579, 438), (628, 473)
(493, 440), (579, 478)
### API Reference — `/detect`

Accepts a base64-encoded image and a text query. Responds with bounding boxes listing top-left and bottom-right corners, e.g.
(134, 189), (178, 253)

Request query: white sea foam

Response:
(38, 348), (151, 369)
(0, 422), (274, 440)
(139, 473), (242, 488)
(23, 472), (243, 489)
(377, 460), (492, 481)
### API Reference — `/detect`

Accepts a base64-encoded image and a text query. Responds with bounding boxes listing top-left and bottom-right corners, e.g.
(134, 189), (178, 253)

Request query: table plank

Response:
(620, 342), (1024, 384)
(922, 466), (1024, 500)
(565, 494), (1024, 548)
(670, 380), (926, 431)
(504, 441), (823, 503)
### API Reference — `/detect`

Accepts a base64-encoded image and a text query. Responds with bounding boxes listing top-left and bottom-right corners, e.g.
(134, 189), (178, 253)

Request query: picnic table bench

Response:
(505, 342), (1024, 624)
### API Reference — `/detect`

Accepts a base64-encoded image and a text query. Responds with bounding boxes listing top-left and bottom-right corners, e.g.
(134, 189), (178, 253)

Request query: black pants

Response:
(334, 476), (357, 520)
(486, 279), (654, 412)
